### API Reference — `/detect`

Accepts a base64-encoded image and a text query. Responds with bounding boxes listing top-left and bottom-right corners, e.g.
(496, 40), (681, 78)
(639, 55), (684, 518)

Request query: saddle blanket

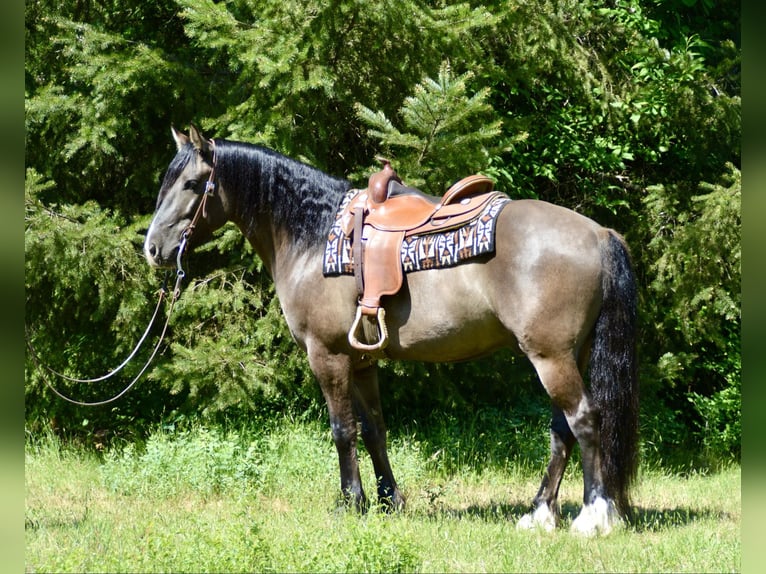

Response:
(322, 188), (511, 277)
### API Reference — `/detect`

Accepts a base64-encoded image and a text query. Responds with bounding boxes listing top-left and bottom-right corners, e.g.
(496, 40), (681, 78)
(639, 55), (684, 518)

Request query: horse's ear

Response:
(171, 126), (189, 150)
(189, 124), (211, 155)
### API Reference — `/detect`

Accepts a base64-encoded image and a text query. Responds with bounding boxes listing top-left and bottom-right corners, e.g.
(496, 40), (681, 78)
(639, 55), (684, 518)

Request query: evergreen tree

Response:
(356, 62), (502, 193)
(24, 0), (740, 464)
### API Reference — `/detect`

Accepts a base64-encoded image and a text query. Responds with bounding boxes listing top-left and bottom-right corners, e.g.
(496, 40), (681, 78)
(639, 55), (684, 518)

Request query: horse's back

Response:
(384, 199), (607, 361)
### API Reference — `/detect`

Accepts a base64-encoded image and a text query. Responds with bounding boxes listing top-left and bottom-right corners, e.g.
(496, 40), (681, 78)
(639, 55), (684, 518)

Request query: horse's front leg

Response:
(308, 345), (367, 511)
(352, 365), (405, 511)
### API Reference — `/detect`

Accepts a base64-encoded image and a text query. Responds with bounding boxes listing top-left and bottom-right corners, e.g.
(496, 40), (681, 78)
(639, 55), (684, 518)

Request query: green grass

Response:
(25, 419), (740, 573)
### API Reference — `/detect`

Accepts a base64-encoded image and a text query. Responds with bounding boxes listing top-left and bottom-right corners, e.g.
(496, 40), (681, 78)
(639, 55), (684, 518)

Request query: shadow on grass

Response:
(421, 500), (531, 522)
(418, 499), (733, 532)
(629, 505), (737, 532)
(417, 500), (589, 525)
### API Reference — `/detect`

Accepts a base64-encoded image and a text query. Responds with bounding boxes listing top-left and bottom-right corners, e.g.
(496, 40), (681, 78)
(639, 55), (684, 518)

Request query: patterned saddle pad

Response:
(322, 189), (510, 277)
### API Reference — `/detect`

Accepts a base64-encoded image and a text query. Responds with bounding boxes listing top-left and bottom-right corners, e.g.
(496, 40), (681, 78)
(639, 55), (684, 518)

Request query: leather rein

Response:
(27, 141), (218, 407)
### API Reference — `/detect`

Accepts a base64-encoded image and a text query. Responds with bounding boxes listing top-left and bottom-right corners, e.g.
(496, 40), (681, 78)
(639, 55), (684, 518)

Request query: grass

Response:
(25, 418), (741, 572)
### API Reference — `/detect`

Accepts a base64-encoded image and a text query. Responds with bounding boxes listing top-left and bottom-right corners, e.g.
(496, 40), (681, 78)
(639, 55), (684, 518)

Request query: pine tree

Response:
(25, 0), (741, 461)
(356, 62), (502, 194)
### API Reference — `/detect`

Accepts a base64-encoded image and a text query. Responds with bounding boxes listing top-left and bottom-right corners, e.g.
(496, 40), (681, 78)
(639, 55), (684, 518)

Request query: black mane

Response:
(215, 139), (352, 249)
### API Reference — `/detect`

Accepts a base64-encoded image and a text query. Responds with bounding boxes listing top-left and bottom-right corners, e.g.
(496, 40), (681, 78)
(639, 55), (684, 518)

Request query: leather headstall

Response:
(181, 139), (218, 247)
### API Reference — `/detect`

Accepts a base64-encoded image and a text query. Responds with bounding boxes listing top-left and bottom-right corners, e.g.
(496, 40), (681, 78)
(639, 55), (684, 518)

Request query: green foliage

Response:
(639, 164), (740, 464)
(356, 61), (502, 193)
(174, 0), (495, 173)
(615, 32), (740, 180)
(645, 164), (740, 351)
(24, 0), (740, 468)
(25, 169), (162, 435)
(400, 407), (551, 477)
(477, 0), (740, 217)
(25, 165), (318, 437)
(476, 0), (635, 205)
(101, 426), (265, 497)
(689, 372), (740, 463)
(148, 256), (317, 420)
(25, 1), (199, 212)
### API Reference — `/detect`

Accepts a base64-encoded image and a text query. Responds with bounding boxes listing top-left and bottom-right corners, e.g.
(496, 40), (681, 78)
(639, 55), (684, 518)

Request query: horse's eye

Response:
(183, 179), (199, 191)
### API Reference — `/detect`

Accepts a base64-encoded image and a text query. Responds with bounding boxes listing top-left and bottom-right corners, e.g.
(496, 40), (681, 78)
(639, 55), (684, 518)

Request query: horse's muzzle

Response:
(144, 241), (176, 269)
(144, 242), (162, 268)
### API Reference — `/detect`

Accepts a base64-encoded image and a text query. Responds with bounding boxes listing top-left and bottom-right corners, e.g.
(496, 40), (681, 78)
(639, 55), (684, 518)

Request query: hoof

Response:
(335, 490), (369, 514)
(378, 490), (406, 513)
(517, 503), (558, 532)
(570, 497), (623, 536)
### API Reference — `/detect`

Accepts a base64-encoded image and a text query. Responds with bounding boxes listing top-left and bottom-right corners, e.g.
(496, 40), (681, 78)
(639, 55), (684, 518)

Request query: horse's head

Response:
(144, 125), (228, 268)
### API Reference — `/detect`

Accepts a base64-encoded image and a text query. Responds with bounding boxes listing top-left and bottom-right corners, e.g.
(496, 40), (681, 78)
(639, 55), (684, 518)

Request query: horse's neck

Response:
(219, 142), (346, 279)
(232, 202), (324, 283)
(248, 224), (323, 283)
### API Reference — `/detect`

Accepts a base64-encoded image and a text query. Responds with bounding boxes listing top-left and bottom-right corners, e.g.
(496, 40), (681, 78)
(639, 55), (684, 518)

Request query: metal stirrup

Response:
(348, 306), (389, 352)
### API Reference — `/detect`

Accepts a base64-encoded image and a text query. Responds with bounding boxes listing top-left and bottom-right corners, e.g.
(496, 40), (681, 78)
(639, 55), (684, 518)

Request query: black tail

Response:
(590, 230), (639, 516)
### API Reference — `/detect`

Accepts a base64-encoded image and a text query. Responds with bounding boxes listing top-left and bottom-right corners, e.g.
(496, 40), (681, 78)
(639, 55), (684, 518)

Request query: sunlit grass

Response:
(26, 420), (740, 573)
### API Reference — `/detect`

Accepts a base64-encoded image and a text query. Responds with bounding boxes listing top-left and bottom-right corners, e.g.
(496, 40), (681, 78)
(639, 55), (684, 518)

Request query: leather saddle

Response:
(341, 160), (498, 353)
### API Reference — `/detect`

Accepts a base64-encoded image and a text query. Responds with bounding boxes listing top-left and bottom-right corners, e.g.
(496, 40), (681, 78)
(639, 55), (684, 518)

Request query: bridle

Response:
(26, 140), (219, 407)
(179, 139), (218, 259)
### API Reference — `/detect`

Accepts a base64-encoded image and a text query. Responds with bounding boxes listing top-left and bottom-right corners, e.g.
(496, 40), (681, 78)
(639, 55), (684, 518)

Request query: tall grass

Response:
(26, 417), (740, 573)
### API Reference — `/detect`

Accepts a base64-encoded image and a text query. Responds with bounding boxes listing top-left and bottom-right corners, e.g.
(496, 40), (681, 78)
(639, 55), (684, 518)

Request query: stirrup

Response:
(348, 306), (389, 352)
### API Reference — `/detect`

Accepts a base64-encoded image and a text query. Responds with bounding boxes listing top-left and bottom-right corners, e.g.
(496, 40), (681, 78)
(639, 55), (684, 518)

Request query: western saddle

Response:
(341, 159), (499, 354)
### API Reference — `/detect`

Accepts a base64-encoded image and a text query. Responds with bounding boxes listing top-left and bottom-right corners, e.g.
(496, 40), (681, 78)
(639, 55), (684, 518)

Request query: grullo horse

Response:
(144, 126), (639, 535)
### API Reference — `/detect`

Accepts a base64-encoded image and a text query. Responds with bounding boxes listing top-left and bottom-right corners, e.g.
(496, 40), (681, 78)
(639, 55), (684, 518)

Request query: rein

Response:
(26, 140), (219, 407)
(26, 255), (187, 407)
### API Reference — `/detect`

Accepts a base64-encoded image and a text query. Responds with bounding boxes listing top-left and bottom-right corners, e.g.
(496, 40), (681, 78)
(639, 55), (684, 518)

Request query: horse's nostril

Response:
(147, 243), (158, 258)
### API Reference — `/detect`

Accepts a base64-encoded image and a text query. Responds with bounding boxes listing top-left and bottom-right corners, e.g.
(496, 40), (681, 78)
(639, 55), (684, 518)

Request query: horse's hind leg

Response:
(522, 354), (620, 535)
(352, 365), (405, 511)
(517, 406), (575, 531)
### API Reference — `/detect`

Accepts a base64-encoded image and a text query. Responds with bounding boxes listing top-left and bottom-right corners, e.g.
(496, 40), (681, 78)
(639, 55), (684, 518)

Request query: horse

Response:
(144, 125), (639, 536)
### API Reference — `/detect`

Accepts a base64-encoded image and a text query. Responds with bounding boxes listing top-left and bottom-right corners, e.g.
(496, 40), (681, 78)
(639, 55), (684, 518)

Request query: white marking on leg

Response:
(570, 497), (623, 536)
(517, 503), (557, 532)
